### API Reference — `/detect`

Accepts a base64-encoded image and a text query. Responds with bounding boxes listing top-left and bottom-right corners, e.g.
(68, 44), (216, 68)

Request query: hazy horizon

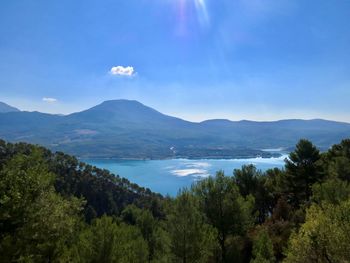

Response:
(2, 98), (350, 124)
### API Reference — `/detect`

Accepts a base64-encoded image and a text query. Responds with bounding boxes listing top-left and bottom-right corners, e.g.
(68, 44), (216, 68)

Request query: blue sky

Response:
(1, 0), (350, 122)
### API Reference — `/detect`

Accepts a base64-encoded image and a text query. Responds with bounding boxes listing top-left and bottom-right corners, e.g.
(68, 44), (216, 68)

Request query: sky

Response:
(0, 0), (350, 122)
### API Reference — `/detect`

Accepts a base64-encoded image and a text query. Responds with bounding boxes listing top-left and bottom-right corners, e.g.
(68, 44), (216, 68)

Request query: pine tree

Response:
(194, 171), (254, 262)
(251, 228), (275, 263)
(167, 190), (216, 263)
(0, 150), (84, 262)
(66, 215), (148, 263)
(284, 200), (350, 262)
(285, 139), (321, 206)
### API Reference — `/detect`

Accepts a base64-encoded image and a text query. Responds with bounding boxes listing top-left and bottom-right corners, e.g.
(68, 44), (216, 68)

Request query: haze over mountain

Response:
(1, 100), (349, 159)
(0, 102), (20, 113)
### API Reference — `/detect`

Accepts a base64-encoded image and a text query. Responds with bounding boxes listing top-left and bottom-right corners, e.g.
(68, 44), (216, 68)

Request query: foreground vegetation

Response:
(1, 138), (350, 262)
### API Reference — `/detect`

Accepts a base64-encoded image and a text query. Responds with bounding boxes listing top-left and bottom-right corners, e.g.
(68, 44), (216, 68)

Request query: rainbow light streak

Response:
(175, 0), (210, 36)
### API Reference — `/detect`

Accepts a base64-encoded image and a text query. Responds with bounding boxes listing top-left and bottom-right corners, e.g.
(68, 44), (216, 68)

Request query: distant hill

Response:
(0, 101), (20, 113)
(0, 99), (349, 159)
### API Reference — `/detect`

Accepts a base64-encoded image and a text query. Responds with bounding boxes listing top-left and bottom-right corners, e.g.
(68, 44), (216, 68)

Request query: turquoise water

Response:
(83, 155), (287, 196)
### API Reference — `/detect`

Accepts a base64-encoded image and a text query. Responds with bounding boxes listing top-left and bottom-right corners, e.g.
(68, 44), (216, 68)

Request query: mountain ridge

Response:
(0, 101), (20, 113)
(1, 99), (349, 159)
(2, 99), (350, 124)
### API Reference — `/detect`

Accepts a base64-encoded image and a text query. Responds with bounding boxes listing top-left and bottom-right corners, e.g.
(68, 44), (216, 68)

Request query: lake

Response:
(83, 155), (287, 196)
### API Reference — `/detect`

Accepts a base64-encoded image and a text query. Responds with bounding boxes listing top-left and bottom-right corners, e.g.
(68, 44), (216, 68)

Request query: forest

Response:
(1, 138), (350, 262)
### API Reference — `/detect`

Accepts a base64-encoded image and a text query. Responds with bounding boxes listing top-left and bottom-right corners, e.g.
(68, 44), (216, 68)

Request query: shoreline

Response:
(79, 153), (287, 161)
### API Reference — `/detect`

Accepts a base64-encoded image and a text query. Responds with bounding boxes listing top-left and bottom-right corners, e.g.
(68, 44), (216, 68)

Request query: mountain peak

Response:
(102, 99), (141, 103)
(0, 102), (20, 113)
(88, 99), (158, 113)
(68, 99), (174, 124)
(100, 99), (143, 106)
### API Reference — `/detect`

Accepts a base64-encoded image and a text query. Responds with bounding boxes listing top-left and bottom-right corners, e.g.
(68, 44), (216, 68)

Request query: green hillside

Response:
(1, 138), (350, 262)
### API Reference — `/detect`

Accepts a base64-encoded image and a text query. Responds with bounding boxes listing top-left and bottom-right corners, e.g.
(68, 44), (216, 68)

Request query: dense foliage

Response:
(1, 138), (350, 262)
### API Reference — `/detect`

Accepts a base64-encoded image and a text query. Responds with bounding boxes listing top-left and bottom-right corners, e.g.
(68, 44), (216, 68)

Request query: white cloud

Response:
(109, 66), (135, 76)
(42, 97), (58, 103)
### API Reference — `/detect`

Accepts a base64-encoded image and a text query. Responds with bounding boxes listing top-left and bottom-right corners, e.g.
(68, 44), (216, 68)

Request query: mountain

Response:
(0, 101), (20, 113)
(0, 99), (349, 158)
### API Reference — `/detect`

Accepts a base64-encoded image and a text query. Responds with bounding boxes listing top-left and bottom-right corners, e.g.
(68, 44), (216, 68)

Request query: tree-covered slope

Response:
(0, 139), (164, 221)
(1, 138), (350, 262)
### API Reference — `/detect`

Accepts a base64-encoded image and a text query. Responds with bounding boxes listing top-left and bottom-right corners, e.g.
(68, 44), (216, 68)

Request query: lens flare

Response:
(175, 0), (210, 36)
(194, 0), (210, 27)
